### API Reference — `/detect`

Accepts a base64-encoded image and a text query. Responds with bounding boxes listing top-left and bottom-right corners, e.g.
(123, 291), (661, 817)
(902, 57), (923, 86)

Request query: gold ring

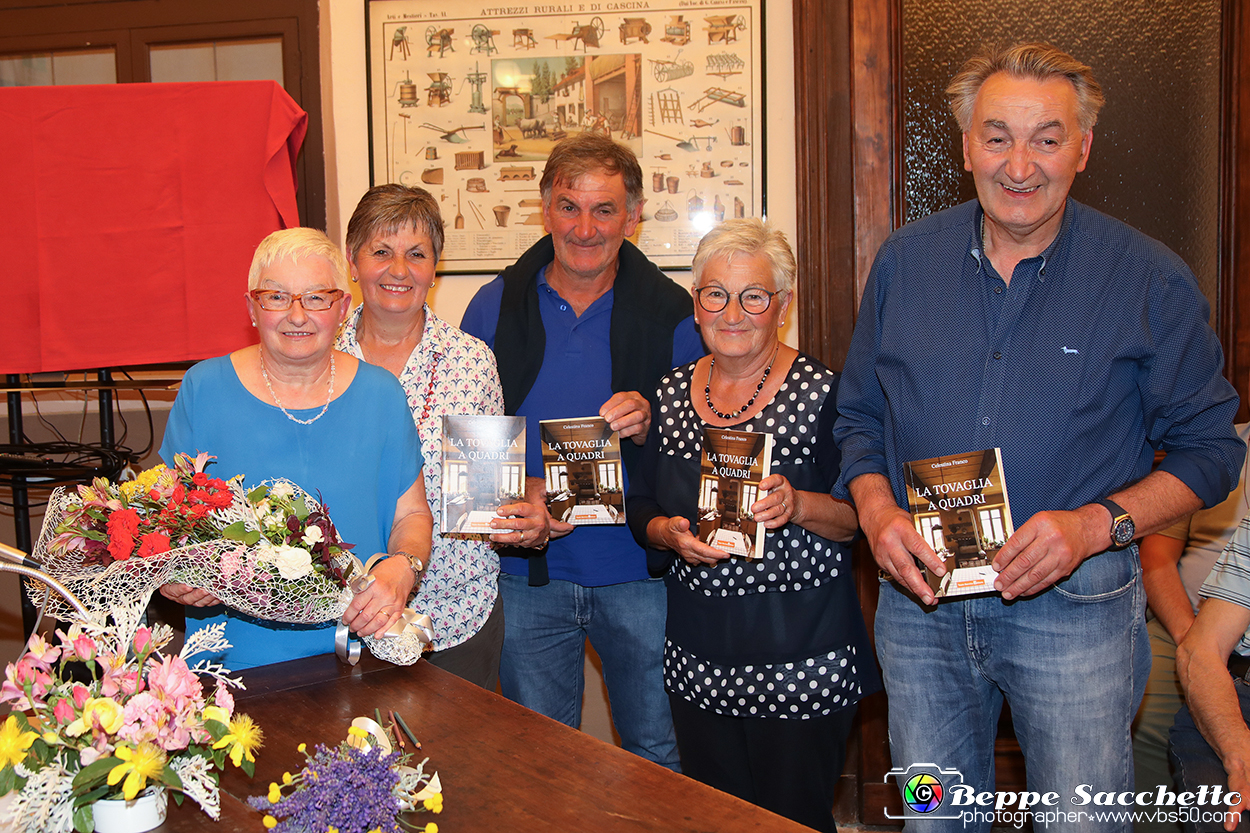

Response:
(379, 608), (390, 618)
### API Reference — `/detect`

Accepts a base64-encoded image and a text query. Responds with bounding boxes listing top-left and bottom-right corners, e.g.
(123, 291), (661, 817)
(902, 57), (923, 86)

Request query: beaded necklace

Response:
(704, 347), (777, 421)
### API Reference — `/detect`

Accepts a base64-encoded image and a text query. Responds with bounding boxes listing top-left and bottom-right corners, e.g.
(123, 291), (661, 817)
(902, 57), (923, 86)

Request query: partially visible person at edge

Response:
(335, 184), (508, 690)
(1132, 420), (1249, 833)
(833, 43), (1243, 833)
(160, 228), (432, 669)
(1173, 511), (1250, 833)
(460, 132), (704, 768)
(626, 218), (878, 832)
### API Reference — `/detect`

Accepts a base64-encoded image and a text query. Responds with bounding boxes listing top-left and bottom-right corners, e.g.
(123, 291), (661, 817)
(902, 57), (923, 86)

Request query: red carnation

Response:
(136, 532), (172, 559)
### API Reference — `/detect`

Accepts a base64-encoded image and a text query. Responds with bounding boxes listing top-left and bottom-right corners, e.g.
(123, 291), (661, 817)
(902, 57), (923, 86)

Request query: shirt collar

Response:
(969, 197), (1076, 281)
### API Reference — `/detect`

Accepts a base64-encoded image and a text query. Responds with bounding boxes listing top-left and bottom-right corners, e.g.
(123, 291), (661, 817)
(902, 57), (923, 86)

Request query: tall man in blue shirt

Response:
(461, 133), (702, 769)
(835, 43), (1244, 831)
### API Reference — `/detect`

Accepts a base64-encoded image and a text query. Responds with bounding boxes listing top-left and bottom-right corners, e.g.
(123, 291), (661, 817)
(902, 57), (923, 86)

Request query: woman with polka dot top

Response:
(626, 218), (879, 833)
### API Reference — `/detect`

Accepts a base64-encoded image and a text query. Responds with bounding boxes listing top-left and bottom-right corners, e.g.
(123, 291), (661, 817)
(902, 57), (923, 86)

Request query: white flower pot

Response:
(92, 787), (168, 833)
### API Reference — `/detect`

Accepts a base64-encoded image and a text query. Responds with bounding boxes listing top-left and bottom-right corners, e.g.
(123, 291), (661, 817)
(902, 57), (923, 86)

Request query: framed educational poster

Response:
(366, 0), (765, 272)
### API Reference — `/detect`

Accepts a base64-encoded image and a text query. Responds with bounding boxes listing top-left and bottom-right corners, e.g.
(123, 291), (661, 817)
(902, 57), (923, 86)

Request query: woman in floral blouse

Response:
(336, 185), (506, 688)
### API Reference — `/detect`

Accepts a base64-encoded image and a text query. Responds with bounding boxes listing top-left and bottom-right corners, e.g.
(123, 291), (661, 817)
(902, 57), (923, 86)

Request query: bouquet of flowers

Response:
(249, 713), (442, 833)
(0, 604), (260, 833)
(31, 453), (360, 626)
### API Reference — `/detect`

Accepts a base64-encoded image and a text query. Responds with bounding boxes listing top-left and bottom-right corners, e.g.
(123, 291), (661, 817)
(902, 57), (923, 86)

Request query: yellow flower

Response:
(424, 824), (438, 833)
(212, 713), (263, 767)
(66, 698), (125, 737)
(262, 815), (277, 829)
(0, 715), (38, 769)
(423, 794), (444, 813)
(202, 705), (229, 725)
(120, 464), (167, 499)
(297, 743), (306, 753)
(107, 743), (166, 801)
(282, 771), (293, 784)
(268, 785), (282, 804)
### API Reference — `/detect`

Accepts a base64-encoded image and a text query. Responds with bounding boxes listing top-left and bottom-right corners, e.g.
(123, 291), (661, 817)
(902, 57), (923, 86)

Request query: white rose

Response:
(271, 545), (314, 580)
(270, 482), (295, 500)
(302, 525), (324, 547)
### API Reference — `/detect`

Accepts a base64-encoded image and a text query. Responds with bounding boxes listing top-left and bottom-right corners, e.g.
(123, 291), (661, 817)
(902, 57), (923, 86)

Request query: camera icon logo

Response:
(884, 763), (965, 820)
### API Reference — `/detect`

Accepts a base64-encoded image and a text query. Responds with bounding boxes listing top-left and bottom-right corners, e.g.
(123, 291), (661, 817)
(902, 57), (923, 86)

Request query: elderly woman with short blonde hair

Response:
(161, 227), (431, 669)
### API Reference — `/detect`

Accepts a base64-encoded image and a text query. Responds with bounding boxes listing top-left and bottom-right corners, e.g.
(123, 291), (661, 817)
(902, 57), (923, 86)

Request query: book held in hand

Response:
(698, 427), (774, 559)
(539, 417), (626, 525)
(903, 448), (1014, 598)
(440, 415), (526, 535)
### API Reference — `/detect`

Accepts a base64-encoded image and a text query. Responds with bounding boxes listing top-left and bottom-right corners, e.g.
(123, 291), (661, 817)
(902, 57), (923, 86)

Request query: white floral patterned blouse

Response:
(337, 304), (503, 652)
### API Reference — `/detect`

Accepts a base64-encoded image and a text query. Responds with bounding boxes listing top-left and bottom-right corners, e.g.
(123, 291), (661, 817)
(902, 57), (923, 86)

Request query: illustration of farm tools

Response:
(661, 15), (691, 45)
(471, 24), (499, 55)
(644, 130), (717, 152)
(425, 26), (455, 58)
(688, 87), (746, 112)
(706, 53), (745, 78)
(619, 17), (651, 44)
(390, 27), (412, 60)
(650, 57), (693, 82)
(704, 15), (745, 44)
(426, 72), (452, 106)
(547, 17), (604, 52)
(421, 122), (485, 143)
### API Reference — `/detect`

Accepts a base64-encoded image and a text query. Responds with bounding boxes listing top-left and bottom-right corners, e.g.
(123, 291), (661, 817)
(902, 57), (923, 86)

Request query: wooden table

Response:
(164, 655), (812, 831)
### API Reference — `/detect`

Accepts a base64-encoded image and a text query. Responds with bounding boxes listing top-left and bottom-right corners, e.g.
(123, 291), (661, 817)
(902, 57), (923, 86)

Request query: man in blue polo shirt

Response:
(461, 133), (702, 768)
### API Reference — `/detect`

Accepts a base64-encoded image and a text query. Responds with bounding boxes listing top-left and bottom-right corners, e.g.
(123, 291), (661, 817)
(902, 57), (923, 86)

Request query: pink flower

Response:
(146, 655), (201, 705)
(72, 684), (90, 709)
(0, 657), (53, 710)
(119, 691), (192, 751)
(25, 633), (61, 666)
(133, 627), (153, 655)
(54, 698), (75, 724)
(72, 633), (97, 661)
(213, 681), (235, 716)
(100, 667), (139, 699)
(221, 548), (244, 579)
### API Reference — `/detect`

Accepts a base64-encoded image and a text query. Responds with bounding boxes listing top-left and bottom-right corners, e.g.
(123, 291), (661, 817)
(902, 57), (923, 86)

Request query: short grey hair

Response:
(947, 43), (1105, 133)
(247, 228), (351, 293)
(539, 132), (644, 213)
(345, 184), (445, 262)
(691, 218), (796, 293)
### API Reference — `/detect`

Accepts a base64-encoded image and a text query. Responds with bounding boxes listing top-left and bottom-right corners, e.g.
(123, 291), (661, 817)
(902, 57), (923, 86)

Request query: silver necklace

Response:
(259, 350), (335, 425)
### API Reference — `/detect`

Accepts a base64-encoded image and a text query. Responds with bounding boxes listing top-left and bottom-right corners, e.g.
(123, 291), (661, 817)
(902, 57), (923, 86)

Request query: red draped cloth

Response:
(0, 81), (307, 373)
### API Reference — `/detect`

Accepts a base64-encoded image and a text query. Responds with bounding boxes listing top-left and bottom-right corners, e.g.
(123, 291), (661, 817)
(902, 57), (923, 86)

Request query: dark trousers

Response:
(425, 594), (504, 691)
(668, 693), (857, 833)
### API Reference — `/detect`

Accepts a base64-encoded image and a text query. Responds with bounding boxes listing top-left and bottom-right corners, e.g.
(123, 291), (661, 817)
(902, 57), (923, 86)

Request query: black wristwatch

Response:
(1094, 498), (1135, 548)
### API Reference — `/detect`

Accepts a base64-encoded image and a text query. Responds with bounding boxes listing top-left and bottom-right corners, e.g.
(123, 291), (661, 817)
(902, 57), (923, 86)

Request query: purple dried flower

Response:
(249, 743), (404, 833)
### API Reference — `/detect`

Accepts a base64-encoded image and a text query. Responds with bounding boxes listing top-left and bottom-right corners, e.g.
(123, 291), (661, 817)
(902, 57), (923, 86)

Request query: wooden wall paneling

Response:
(851, 0), (899, 307)
(793, 0), (855, 371)
(1222, 0), (1249, 418)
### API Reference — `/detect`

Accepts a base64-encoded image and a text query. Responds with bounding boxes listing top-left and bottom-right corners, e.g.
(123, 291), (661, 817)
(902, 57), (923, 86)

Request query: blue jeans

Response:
(498, 572), (680, 770)
(1169, 675), (1250, 833)
(876, 550), (1149, 832)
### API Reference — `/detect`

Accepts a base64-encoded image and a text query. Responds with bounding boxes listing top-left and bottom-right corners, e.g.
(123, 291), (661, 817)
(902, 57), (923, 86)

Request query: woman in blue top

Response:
(160, 228), (431, 669)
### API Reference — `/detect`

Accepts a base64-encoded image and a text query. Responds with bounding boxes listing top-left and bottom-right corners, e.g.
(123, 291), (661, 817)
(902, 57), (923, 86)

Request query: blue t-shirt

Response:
(160, 354), (423, 669)
(461, 267), (704, 586)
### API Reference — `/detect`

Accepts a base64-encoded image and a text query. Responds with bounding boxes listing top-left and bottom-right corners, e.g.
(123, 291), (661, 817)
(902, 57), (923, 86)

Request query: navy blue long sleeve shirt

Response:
(834, 198), (1244, 525)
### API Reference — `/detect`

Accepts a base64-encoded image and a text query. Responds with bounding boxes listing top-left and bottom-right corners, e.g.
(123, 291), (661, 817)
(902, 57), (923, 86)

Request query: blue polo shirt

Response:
(461, 266), (704, 585)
